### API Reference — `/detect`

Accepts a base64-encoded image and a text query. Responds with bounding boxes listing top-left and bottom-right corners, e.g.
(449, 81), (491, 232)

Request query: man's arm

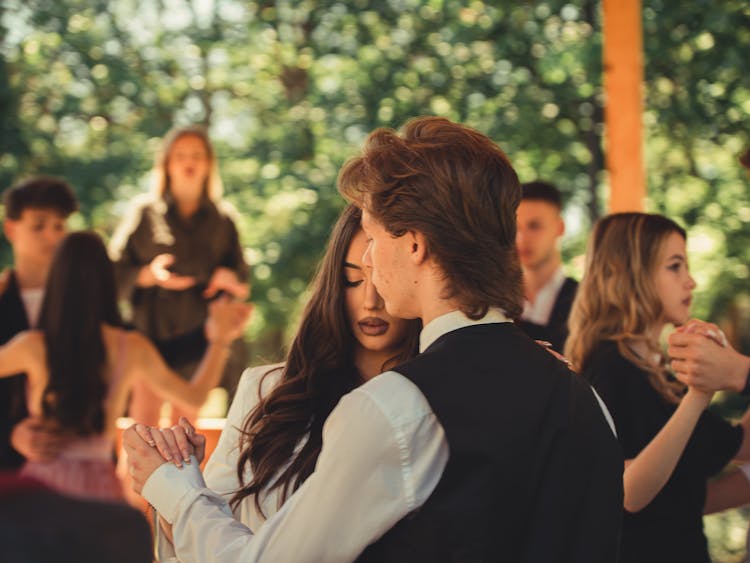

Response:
(127, 372), (447, 563)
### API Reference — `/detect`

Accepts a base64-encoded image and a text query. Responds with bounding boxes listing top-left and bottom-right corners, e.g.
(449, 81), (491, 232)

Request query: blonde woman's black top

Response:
(584, 340), (743, 563)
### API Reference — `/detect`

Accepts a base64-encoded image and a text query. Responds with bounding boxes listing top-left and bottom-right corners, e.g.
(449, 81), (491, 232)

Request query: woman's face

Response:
(344, 230), (411, 358)
(166, 134), (210, 202)
(653, 231), (696, 327)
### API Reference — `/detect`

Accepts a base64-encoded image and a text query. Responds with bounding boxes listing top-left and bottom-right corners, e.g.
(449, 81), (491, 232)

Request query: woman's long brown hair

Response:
(565, 212), (687, 403)
(231, 204), (421, 514)
(39, 231), (124, 435)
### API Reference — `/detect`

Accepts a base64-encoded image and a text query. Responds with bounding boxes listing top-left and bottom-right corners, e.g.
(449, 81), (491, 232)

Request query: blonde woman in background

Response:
(110, 125), (249, 426)
(566, 212), (750, 563)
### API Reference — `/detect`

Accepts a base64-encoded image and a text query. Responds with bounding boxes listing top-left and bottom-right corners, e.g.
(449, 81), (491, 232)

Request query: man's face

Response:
(360, 209), (417, 319)
(3, 208), (68, 267)
(515, 199), (564, 271)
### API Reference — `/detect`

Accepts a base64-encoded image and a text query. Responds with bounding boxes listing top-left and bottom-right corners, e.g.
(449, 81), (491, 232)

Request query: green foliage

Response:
(0, 0), (607, 360)
(1, 2), (750, 558)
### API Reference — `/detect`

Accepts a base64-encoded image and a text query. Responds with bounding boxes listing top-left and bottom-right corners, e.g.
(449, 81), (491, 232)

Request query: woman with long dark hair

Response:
(566, 212), (750, 562)
(147, 204), (421, 557)
(0, 231), (250, 502)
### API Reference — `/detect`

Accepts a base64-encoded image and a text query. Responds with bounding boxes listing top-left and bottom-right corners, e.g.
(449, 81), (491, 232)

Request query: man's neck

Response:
(523, 256), (561, 303)
(13, 261), (48, 290)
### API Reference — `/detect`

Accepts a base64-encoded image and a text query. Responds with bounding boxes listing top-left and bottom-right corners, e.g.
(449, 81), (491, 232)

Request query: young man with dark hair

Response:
(125, 117), (622, 562)
(0, 176), (77, 470)
(515, 180), (578, 353)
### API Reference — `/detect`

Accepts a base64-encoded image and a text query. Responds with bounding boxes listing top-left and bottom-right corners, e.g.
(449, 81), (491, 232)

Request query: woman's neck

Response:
(627, 324), (664, 366)
(177, 199), (200, 219)
(355, 349), (394, 381)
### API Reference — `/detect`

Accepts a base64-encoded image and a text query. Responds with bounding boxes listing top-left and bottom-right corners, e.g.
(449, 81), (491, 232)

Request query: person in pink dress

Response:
(0, 231), (250, 502)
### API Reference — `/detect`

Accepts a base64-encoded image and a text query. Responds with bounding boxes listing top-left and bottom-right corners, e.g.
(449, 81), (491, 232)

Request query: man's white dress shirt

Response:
(521, 266), (566, 326)
(143, 309), (512, 562)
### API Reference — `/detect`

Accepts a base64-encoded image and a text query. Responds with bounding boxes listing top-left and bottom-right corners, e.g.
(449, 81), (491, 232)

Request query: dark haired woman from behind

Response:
(145, 204), (422, 558)
(0, 231), (250, 502)
(566, 212), (750, 563)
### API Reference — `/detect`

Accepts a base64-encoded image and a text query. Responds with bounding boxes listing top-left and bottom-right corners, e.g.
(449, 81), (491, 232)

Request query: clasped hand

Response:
(123, 417), (206, 494)
(668, 319), (750, 394)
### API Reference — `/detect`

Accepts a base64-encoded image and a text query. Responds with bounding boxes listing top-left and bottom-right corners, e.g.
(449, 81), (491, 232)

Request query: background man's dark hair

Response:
(3, 176), (78, 220)
(520, 180), (562, 209)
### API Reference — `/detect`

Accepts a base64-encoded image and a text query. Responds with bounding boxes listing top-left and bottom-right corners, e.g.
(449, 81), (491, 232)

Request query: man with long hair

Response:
(125, 117), (622, 562)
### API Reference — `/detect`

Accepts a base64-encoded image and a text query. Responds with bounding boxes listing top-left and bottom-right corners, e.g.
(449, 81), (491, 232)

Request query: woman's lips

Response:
(359, 317), (389, 336)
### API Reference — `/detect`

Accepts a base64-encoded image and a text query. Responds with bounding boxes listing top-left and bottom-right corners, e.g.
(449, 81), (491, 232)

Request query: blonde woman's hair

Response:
(149, 125), (223, 201)
(565, 212), (687, 403)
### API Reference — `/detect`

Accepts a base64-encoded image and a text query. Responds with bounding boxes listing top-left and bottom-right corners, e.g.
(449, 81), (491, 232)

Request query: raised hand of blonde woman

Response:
(136, 253), (196, 291)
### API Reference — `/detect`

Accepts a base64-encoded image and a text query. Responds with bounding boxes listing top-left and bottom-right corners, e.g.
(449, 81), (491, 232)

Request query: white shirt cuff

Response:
(142, 455), (206, 524)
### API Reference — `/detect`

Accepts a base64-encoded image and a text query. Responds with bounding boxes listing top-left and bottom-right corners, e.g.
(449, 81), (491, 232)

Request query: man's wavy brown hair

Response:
(338, 116), (523, 319)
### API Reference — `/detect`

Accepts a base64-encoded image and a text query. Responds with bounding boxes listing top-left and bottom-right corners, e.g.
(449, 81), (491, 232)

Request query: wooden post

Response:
(603, 0), (645, 212)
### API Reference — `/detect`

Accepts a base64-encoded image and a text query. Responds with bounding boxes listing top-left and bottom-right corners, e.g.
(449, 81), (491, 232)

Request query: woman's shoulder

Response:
(214, 199), (241, 223)
(236, 363), (285, 403)
(585, 340), (625, 368)
(11, 328), (44, 349)
(582, 340), (640, 386)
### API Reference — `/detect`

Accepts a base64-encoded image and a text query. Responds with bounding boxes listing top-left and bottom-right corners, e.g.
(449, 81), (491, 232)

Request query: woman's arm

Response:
(133, 298), (251, 411)
(623, 387), (712, 513)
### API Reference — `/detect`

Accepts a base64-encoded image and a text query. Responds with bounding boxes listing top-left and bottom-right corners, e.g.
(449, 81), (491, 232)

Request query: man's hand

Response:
(123, 424), (169, 494)
(205, 297), (253, 344)
(204, 267), (250, 300)
(11, 417), (70, 462)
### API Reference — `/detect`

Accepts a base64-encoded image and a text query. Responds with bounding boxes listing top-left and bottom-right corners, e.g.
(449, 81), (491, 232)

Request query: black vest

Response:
(517, 277), (578, 353)
(0, 271), (31, 470)
(357, 323), (622, 563)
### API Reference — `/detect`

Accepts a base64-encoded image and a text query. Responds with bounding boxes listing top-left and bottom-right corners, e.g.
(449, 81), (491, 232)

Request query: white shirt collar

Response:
(522, 267), (566, 325)
(419, 308), (512, 353)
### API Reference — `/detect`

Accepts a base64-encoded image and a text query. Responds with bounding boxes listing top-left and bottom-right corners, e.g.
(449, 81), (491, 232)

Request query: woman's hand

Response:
(204, 267), (250, 300)
(133, 417), (207, 468)
(136, 253), (196, 291)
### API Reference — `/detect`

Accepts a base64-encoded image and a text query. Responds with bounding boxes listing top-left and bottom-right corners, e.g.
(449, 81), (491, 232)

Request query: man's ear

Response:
(409, 230), (428, 265)
(557, 217), (565, 237)
(3, 220), (15, 243)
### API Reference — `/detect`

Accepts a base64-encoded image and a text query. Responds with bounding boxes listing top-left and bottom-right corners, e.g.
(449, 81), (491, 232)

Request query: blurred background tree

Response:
(1, 0), (750, 559)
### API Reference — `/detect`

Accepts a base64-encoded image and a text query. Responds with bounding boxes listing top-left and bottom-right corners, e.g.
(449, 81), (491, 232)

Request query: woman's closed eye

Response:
(344, 278), (364, 288)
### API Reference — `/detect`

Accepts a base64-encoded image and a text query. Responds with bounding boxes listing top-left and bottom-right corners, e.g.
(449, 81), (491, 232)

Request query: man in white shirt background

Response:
(124, 116), (622, 563)
(515, 180), (578, 353)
